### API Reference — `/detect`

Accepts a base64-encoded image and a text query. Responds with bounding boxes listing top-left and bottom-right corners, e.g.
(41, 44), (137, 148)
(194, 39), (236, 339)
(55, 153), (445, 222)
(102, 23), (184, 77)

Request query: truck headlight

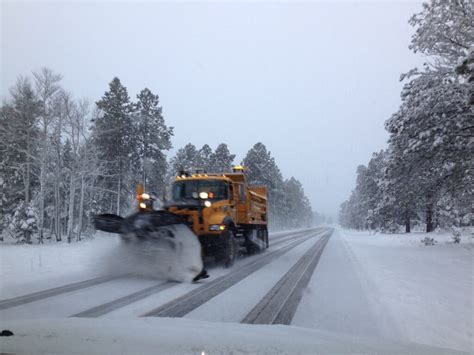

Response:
(209, 224), (226, 231)
(199, 192), (208, 199)
(204, 200), (212, 207)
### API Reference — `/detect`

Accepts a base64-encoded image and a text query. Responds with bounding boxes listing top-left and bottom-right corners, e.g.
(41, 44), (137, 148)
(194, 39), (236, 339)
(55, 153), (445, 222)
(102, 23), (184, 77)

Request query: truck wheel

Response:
(222, 229), (237, 268)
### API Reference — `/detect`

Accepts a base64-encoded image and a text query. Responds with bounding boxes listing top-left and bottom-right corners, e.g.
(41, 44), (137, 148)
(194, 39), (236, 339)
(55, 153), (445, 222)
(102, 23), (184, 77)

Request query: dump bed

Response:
(244, 185), (267, 225)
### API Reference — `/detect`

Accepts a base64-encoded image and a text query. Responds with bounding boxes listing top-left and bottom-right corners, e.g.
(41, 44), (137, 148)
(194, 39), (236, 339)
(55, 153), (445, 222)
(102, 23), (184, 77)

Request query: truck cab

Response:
(163, 167), (268, 266)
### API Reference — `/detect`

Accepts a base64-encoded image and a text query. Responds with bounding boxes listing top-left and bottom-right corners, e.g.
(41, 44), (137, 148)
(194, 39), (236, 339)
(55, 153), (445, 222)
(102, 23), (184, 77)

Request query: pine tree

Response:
(133, 88), (173, 198)
(209, 143), (235, 172)
(93, 77), (135, 215)
(8, 202), (39, 243)
(0, 77), (41, 242)
(283, 177), (313, 228)
(409, 0), (472, 67)
(340, 0), (473, 233)
(242, 143), (286, 228)
(197, 144), (213, 171)
(170, 143), (200, 174)
(455, 47), (474, 105)
(386, 70), (472, 231)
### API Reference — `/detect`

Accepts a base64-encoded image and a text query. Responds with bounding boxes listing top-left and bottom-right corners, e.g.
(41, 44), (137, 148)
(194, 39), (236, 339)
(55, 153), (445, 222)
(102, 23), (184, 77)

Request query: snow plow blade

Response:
(93, 211), (207, 282)
(92, 214), (125, 234)
(93, 210), (187, 235)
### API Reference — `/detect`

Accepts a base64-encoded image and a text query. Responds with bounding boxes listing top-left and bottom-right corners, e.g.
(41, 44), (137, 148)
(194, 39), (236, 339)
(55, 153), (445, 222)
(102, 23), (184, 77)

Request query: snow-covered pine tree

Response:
(455, 47), (474, 105)
(338, 201), (351, 228)
(386, 69), (472, 231)
(170, 143), (200, 174)
(8, 202), (39, 243)
(341, 0), (473, 233)
(0, 77), (41, 242)
(242, 143), (286, 229)
(409, 0), (472, 68)
(283, 177), (313, 228)
(344, 165), (371, 230)
(376, 147), (417, 233)
(93, 77), (135, 215)
(404, 0), (473, 231)
(209, 143), (235, 173)
(197, 144), (213, 172)
(338, 153), (388, 231)
(133, 88), (173, 199)
(364, 151), (387, 230)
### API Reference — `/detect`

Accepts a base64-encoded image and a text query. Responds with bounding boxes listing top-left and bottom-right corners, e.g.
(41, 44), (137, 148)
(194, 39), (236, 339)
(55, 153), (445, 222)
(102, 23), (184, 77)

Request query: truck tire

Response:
(264, 227), (269, 248)
(222, 229), (237, 268)
(245, 228), (265, 255)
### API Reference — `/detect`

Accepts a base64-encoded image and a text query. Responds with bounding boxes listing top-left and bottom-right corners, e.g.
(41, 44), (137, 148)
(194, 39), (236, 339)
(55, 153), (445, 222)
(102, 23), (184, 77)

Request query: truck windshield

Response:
(172, 180), (229, 201)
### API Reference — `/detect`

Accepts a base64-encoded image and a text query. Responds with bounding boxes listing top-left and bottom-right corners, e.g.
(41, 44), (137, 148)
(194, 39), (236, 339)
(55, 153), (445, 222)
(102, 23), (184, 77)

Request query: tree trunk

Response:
(66, 174), (75, 243)
(23, 203), (31, 244)
(426, 203), (434, 233)
(405, 208), (411, 233)
(38, 164), (46, 243)
(54, 176), (61, 242)
(116, 174), (121, 216)
(76, 174), (85, 242)
(25, 130), (31, 206)
(54, 116), (63, 242)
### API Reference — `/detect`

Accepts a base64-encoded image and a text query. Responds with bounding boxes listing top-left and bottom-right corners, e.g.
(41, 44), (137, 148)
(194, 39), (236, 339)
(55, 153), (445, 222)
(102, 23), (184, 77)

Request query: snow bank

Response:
(339, 228), (473, 353)
(0, 234), (121, 299)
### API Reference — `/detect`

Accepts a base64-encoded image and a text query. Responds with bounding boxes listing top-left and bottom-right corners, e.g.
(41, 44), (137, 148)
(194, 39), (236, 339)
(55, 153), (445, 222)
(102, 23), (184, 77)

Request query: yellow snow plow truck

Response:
(163, 166), (268, 266)
(93, 166), (268, 281)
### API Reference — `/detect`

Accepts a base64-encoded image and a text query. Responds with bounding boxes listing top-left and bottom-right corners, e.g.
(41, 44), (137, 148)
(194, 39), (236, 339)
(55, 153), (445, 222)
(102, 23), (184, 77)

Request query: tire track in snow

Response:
(71, 282), (178, 318)
(269, 228), (324, 243)
(0, 275), (123, 310)
(241, 229), (332, 325)
(142, 229), (326, 318)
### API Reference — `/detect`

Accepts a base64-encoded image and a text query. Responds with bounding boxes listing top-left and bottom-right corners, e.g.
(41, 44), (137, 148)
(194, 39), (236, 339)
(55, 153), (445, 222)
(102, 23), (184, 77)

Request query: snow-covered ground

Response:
(0, 227), (472, 354)
(294, 228), (473, 353)
(0, 235), (122, 300)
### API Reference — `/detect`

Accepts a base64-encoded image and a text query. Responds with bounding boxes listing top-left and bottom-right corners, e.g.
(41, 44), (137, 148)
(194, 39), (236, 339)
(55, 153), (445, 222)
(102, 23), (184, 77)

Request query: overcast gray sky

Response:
(1, 1), (425, 217)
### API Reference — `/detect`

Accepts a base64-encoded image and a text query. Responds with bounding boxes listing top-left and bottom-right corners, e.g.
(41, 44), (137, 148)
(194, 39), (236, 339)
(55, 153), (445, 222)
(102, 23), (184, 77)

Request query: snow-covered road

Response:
(1, 227), (471, 354)
(0, 228), (327, 321)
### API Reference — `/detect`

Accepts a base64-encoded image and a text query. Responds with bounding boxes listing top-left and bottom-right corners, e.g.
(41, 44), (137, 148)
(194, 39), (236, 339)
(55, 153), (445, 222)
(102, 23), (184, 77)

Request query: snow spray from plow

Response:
(93, 211), (206, 283)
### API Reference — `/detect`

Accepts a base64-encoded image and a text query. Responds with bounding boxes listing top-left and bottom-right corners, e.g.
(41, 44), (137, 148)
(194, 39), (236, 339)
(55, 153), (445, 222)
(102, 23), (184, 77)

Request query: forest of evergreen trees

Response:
(339, 1), (473, 233)
(0, 72), (313, 243)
